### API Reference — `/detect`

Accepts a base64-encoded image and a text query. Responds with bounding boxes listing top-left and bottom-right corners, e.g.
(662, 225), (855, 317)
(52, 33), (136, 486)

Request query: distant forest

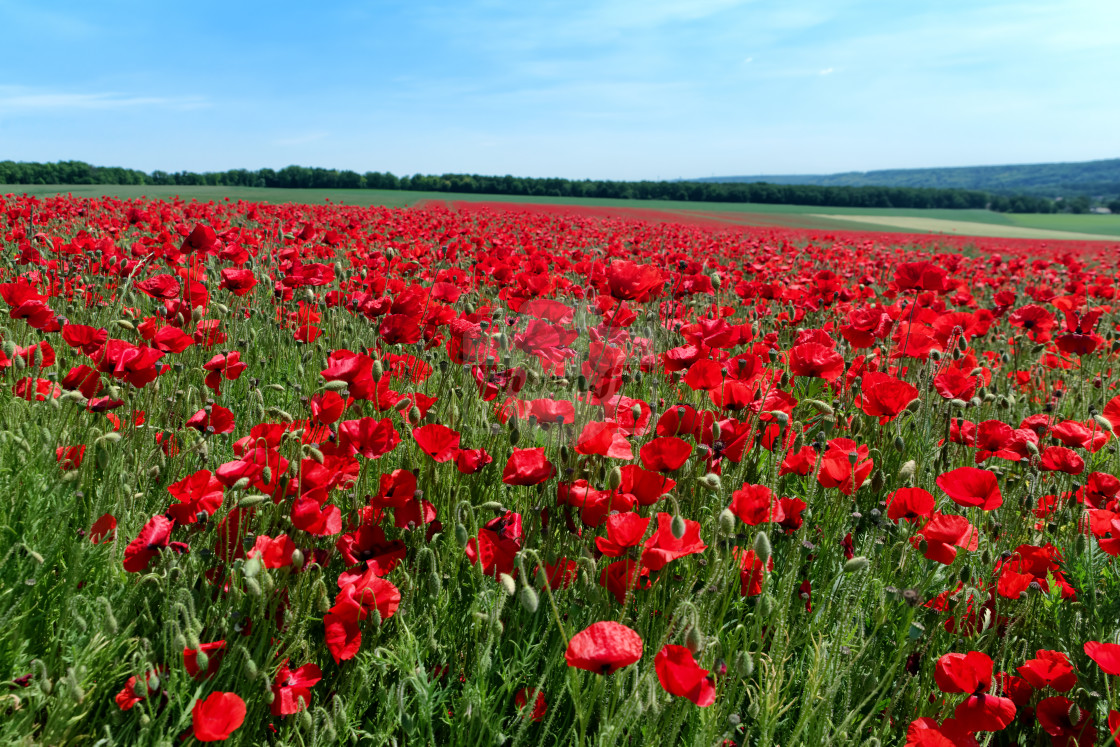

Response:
(3, 159), (1117, 214)
(698, 158), (1120, 203)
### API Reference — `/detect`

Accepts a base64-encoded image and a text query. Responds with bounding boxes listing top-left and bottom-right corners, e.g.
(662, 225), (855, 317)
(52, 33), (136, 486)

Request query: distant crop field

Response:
(5, 183), (1120, 239)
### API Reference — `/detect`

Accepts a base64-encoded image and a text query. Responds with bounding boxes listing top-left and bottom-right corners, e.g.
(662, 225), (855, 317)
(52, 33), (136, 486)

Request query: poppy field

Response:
(1, 192), (1120, 746)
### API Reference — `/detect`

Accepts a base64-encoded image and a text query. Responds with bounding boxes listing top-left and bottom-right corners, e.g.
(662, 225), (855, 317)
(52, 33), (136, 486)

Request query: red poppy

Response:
(606, 261), (664, 302)
(565, 621), (643, 674)
(639, 436), (692, 473)
(654, 644), (716, 707)
(936, 467), (1002, 511)
(728, 483), (775, 526)
(167, 469), (224, 525)
(123, 515), (174, 573)
(184, 641), (227, 680)
(860, 372), (919, 424)
(733, 547), (771, 596)
(56, 445), (86, 471)
(515, 687), (547, 722)
(1035, 696), (1095, 746)
(89, 513), (117, 544)
(185, 405), (235, 434)
(1084, 641), (1120, 675)
(1018, 650), (1076, 692)
(596, 512), (650, 557)
(817, 438), (873, 495)
(339, 417), (401, 459)
(575, 420), (634, 460)
(788, 342), (845, 381)
(502, 448), (556, 486)
(270, 662), (322, 716)
(886, 488), (935, 523)
(641, 513), (707, 570)
(465, 511), (523, 577)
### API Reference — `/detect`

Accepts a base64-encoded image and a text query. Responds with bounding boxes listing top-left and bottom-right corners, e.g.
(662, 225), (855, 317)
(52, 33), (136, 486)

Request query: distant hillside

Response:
(697, 159), (1120, 198)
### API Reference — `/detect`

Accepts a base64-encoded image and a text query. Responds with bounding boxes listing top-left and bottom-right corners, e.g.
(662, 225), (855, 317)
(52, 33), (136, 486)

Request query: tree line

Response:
(0, 159), (1080, 213)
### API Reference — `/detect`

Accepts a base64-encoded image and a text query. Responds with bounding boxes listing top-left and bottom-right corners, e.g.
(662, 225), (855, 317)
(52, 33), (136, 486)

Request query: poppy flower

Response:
(860, 372), (919, 424)
(575, 420), (634, 460)
(639, 512), (707, 570)
(654, 644), (716, 707)
(515, 687), (547, 722)
(339, 417), (401, 459)
(937, 467), (1002, 511)
(186, 405), (235, 434)
(565, 621), (643, 674)
(788, 342), (845, 381)
(817, 438), (873, 495)
(248, 533), (298, 568)
(465, 511), (523, 577)
(733, 547), (771, 596)
(1035, 696), (1095, 746)
(606, 261), (664, 302)
(270, 662), (321, 716)
(1018, 650), (1076, 692)
(167, 469), (224, 525)
(639, 436), (692, 473)
(595, 512), (650, 557)
(1038, 446), (1084, 475)
(887, 488), (935, 523)
(56, 445), (86, 471)
(123, 515), (175, 573)
(89, 513), (117, 544)
(502, 448), (556, 486)
(1084, 641), (1120, 675)
(728, 483), (775, 526)
(184, 640), (227, 680)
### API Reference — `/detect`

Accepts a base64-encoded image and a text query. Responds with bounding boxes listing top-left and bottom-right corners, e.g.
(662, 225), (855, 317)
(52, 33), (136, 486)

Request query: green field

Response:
(5, 184), (1120, 240)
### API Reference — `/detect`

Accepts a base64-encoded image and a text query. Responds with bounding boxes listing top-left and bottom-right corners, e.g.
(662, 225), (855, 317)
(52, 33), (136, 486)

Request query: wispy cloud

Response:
(0, 87), (209, 113)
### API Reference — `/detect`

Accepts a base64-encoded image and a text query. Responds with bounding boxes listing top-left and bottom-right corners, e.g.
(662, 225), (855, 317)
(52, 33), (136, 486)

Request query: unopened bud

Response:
(499, 573), (517, 596)
(671, 515), (687, 540)
(753, 531), (772, 565)
(843, 556), (870, 573)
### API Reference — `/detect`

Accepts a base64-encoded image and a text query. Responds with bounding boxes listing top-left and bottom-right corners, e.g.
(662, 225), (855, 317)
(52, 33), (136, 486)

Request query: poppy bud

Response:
(577, 375), (588, 392)
(499, 573), (517, 596)
(245, 578), (262, 597)
(519, 586), (539, 614)
(735, 651), (754, 678)
(260, 467), (272, 484)
(843, 556), (869, 573)
(323, 380), (348, 392)
(608, 466), (622, 490)
(893, 435), (906, 453)
(870, 470), (884, 493)
(959, 565), (971, 583)
(917, 539), (928, 555)
(428, 571), (442, 598)
(408, 406), (422, 425)
(371, 359), (384, 382)
(509, 426), (521, 446)
(671, 514), (687, 540)
(850, 417), (863, 436)
(719, 508), (736, 535)
(753, 531), (771, 566)
(949, 398), (968, 409)
(232, 477), (252, 491)
(455, 524), (470, 547)
(779, 371), (790, 388)
(290, 549), (304, 571)
(1093, 415), (1115, 435)
(1068, 702), (1081, 725)
(685, 626), (703, 654)
(701, 473), (722, 492)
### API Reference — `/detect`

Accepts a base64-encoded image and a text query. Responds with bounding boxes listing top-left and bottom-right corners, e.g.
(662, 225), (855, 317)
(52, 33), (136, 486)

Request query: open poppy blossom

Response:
(936, 467), (1002, 511)
(655, 644), (716, 706)
(565, 621), (643, 674)
(502, 448), (556, 486)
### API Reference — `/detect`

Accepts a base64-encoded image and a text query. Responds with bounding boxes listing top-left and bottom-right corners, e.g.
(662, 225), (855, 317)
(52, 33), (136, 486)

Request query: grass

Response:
(6, 184), (1120, 238)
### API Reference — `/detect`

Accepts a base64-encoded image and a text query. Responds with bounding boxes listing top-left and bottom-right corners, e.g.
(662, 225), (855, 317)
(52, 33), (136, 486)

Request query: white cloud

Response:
(0, 87), (209, 113)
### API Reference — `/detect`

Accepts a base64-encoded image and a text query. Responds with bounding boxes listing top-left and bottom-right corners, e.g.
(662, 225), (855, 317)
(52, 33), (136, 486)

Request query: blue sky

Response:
(1, 0), (1117, 180)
